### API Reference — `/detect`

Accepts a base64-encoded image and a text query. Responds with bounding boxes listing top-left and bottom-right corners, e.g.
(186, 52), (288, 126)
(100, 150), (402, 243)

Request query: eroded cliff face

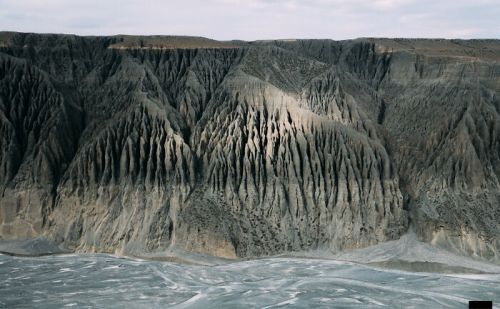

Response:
(0, 33), (498, 260)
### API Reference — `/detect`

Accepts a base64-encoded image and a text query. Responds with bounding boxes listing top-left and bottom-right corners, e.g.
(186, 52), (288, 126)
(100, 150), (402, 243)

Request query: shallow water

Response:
(0, 254), (499, 308)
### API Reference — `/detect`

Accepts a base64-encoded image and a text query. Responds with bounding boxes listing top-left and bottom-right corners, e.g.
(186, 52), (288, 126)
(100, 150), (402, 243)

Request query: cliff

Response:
(0, 32), (498, 260)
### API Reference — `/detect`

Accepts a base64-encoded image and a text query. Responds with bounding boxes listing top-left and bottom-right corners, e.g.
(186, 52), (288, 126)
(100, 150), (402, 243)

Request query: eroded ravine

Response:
(0, 33), (499, 261)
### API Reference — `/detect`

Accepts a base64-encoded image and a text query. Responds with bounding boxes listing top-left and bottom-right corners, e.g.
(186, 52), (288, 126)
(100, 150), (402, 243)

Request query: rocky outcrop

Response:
(0, 33), (499, 261)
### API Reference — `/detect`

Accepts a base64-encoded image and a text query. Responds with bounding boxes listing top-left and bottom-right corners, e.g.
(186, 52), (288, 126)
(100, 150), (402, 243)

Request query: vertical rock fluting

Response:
(183, 64), (406, 257)
(369, 42), (500, 261)
(0, 33), (498, 260)
(0, 53), (84, 237)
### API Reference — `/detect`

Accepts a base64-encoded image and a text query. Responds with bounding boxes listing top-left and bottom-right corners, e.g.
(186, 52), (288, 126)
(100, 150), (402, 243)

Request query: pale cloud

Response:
(0, 0), (498, 39)
(372, 0), (416, 10)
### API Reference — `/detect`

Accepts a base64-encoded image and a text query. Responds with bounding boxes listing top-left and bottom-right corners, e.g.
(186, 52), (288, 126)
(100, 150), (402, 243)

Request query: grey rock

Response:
(0, 236), (67, 256)
(0, 33), (498, 261)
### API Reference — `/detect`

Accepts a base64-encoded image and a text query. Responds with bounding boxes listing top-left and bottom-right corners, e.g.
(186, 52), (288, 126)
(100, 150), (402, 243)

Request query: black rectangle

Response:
(469, 301), (492, 309)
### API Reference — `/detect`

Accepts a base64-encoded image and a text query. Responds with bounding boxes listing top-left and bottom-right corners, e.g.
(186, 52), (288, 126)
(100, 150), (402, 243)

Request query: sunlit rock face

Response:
(0, 32), (499, 260)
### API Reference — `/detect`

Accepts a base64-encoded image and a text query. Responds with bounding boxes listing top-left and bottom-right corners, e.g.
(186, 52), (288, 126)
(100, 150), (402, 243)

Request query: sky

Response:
(0, 0), (499, 40)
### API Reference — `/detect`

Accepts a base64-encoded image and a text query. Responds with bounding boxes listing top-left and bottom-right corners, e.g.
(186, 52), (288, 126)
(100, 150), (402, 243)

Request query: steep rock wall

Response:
(0, 33), (498, 260)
